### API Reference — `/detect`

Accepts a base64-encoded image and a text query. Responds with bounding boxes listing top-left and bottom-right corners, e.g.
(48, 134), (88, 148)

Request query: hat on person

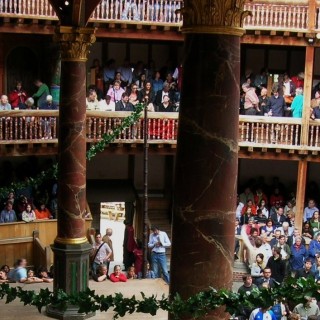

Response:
(298, 72), (305, 79)
(46, 95), (53, 101)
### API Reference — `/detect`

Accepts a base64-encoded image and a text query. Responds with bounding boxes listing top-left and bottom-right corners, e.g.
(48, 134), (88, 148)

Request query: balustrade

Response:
(1, 111), (320, 152)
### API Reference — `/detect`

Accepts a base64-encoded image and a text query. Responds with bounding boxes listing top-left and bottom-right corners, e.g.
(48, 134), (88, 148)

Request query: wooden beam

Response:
(295, 160), (308, 232)
(0, 236), (33, 245)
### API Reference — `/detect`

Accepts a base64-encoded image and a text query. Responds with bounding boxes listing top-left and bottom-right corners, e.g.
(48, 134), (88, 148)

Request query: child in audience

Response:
(37, 266), (53, 283)
(92, 264), (108, 282)
(26, 269), (43, 283)
(127, 266), (137, 279)
(0, 270), (8, 283)
(110, 265), (127, 282)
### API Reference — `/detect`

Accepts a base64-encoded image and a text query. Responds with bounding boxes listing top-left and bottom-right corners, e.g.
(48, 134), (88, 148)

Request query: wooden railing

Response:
(2, 110), (320, 151)
(243, 2), (309, 32)
(0, 0), (319, 33)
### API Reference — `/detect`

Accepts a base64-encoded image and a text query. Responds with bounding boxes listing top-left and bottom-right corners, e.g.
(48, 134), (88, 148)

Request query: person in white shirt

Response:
(97, 94), (115, 111)
(148, 225), (171, 284)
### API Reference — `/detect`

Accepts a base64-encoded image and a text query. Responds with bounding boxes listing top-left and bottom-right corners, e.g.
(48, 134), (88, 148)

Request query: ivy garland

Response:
(0, 277), (320, 319)
(0, 104), (145, 201)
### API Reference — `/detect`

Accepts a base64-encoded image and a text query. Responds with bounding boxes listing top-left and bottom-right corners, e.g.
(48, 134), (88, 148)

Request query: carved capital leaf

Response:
(180, 0), (250, 36)
(54, 27), (96, 62)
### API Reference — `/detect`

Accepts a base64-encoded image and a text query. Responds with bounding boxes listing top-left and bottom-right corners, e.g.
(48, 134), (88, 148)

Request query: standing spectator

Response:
(0, 95), (11, 110)
(254, 68), (268, 95)
(91, 232), (112, 274)
(291, 71), (304, 90)
(310, 211), (320, 234)
(242, 82), (260, 115)
(148, 225), (171, 284)
(266, 247), (286, 284)
(270, 188), (285, 208)
(0, 201), (17, 223)
(289, 87), (304, 118)
(304, 199), (319, 222)
(32, 79), (50, 108)
(152, 71), (164, 94)
(256, 267), (278, 289)
(133, 239), (143, 278)
(117, 59), (133, 87)
(290, 236), (308, 276)
(295, 258), (315, 279)
(8, 81), (28, 109)
(135, 73), (147, 91)
(237, 275), (257, 319)
(102, 228), (114, 269)
(103, 58), (116, 90)
(266, 87), (286, 117)
(275, 235), (291, 275)
(293, 296), (320, 319)
(270, 207), (286, 228)
(21, 203), (36, 223)
(283, 72), (296, 105)
(11, 258), (27, 283)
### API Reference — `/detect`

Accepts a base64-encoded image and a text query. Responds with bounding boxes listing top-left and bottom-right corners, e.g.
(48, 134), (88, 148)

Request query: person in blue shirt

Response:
(289, 87), (304, 118)
(0, 201), (17, 223)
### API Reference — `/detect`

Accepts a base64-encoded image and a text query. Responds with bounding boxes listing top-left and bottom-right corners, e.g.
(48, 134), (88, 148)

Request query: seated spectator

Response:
(115, 92), (134, 111)
(144, 261), (155, 279)
(254, 188), (268, 207)
(8, 80), (28, 110)
(287, 228), (306, 247)
(255, 267), (278, 289)
(270, 207), (286, 228)
(110, 265), (127, 282)
(286, 210), (295, 228)
(35, 202), (52, 220)
(0, 264), (10, 275)
(276, 221), (294, 237)
(11, 258), (27, 283)
(154, 83), (175, 109)
(293, 296), (320, 319)
(311, 256), (320, 280)
(270, 188), (285, 208)
(260, 234), (273, 261)
(304, 199), (319, 222)
(39, 95), (58, 139)
(25, 269), (43, 283)
(295, 258), (315, 279)
(258, 199), (269, 218)
(0, 201), (17, 223)
(258, 87), (269, 115)
(250, 253), (265, 285)
(92, 264), (108, 282)
(15, 195), (30, 221)
(269, 229), (281, 248)
(138, 81), (156, 106)
(21, 203), (36, 223)
(135, 73), (147, 91)
(239, 187), (255, 206)
(0, 94), (11, 110)
(107, 80), (125, 103)
(246, 219), (260, 237)
(127, 266), (137, 280)
(255, 209), (267, 226)
(37, 266), (53, 283)
(97, 94), (115, 111)
(241, 199), (258, 216)
(311, 90), (320, 120)
(127, 84), (140, 106)
(86, 89), (99, 110)
(157, 95), (175, 112)
(260, 219), (275, 238)
(284, 199), (297, 216)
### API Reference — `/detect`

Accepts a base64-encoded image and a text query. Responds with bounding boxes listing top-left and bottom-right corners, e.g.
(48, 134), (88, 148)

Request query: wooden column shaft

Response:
(295, 160), (308, 231)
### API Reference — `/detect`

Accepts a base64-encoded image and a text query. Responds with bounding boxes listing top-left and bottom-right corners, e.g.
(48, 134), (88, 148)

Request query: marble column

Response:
(170, 1), (249, 319)
(47, 26), (96, 320)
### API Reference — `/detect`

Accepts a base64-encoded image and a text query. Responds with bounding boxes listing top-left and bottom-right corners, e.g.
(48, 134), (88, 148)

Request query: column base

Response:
(46, 305), (95, 320)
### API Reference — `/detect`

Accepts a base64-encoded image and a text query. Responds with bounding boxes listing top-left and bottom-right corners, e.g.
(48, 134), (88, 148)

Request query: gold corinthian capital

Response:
(180, 0), (251, 36)
(53, 26), (96, 62)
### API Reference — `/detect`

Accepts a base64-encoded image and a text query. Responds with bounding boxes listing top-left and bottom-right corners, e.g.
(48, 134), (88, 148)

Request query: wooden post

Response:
(295, 159), (308, 232)
(308, 0), (316, 32)
(301, 46), (314, 146)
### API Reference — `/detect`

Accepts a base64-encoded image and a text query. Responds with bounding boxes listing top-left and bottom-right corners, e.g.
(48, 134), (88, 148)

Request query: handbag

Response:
(89, 243), (104, 264)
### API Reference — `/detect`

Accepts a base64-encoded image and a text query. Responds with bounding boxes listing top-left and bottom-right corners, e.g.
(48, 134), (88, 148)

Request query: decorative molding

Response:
(53, 26), (96, 62)
(180, 0), (251, 36)
(55, 236), (88, 245)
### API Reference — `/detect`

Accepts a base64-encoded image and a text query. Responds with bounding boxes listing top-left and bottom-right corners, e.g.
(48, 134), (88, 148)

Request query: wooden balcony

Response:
(0, 0), (320, 39)
(0, 110), (320, 158)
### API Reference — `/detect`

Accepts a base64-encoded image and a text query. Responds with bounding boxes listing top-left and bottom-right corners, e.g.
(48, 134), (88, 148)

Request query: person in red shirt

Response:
(109, 265), (127, 282)
(291, 72), (304, 90)
(8, 81), (28, 109)
(241, 200), (258, 216)
(35, 203), (52, 220)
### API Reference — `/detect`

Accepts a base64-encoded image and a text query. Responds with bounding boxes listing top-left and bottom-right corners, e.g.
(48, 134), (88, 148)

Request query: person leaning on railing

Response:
(310, 90), (320, 120)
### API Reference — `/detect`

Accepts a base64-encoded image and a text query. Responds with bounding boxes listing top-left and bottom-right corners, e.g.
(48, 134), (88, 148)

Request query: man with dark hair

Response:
(266, 87), (287, 117)
(256, 267), (278, 289)
(115, 92), (134, 111)
(295, 258), (315, 279)
(266, 247), (286, 284)
(147, 225), (171, 284)
(238, 275), (257, 294)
